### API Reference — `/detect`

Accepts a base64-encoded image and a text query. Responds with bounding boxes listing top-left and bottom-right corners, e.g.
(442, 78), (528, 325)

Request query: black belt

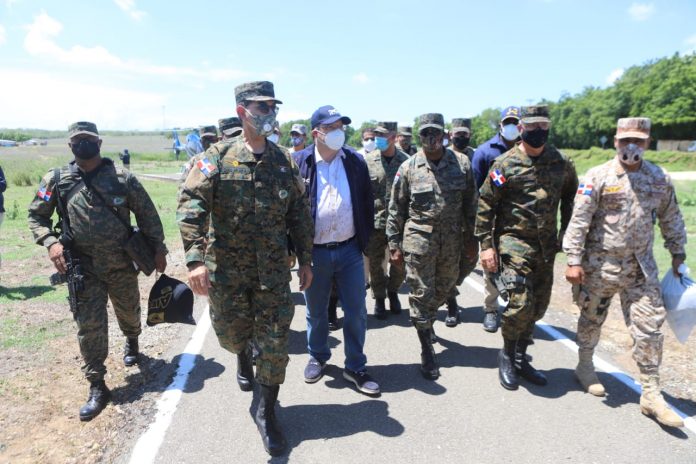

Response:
(314, 236), (355, 249)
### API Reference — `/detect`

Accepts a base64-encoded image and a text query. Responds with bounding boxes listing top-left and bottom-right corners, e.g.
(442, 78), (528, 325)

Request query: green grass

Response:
(565, 147), (696, 175)
(0, 315), (70, 350)
(653, 180), (696, 275)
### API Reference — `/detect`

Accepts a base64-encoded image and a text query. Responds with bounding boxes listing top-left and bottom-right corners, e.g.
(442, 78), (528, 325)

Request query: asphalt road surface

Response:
(121, 269), (695, 464)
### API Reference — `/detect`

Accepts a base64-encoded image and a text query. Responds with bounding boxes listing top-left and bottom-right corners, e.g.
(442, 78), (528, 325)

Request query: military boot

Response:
(374, 298), (387, 320)
(123, 337), (139, 367)
(445, 297), (459, 327)
(255, 384), (287, 456)
(387, 291), (402, 315)
(415, 327), (440, 380)
(575, 349), (605, 396)
(639, 374), (684, 428)
(515, 339), (547, 386)
(328, 296), (339, 331)
(498, 338), (519, 390)
(237, 347), (254, 392)
(79, 380), (111, 421)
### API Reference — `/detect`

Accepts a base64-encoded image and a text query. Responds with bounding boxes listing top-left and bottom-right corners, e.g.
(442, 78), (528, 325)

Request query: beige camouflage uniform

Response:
(563, 157), (686, 373)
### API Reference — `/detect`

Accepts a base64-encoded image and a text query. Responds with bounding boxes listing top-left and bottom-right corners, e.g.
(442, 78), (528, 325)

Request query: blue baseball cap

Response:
(500, 106), (521, 122)
(311, 105), (352, 129)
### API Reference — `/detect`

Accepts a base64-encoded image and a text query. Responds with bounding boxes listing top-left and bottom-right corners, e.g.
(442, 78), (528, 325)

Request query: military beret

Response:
(616, 117), (651, 140)
(234, 81), (283, 105)
(520, 105), (550, 124)
(417, 113), (445, 132)
(68, 121), (99, 138)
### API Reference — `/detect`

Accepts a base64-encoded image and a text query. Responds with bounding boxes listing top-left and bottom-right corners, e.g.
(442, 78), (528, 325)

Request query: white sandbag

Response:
(660, 264), (696, 344)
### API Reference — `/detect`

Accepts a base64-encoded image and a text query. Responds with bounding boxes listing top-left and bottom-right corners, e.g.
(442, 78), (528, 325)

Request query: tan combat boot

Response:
(639, 373), (684, 428)
(575, 349), (605, 396)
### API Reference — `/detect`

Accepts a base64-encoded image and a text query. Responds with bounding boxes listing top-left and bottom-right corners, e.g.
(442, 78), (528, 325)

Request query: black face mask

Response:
(452, 136), (470, 151)
(521, 128), (549, 148)
(71, 139), (100, 160)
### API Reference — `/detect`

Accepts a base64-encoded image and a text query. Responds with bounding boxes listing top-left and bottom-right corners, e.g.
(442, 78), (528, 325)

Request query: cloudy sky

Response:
(1, 0), (694, 130)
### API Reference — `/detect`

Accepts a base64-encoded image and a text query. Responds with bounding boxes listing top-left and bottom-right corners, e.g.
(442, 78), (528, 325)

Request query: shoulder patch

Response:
(490, 169), (506, 187)
(196, 157), (218, 177)
(37, 184), (52, 201)
(577, 183), (593, 196)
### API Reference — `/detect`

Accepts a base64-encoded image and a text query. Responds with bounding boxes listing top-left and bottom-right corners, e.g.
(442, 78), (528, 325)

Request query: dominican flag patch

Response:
(577, 184), (593, 196)
(37, 185), (52, 201)
(196, 157), (217, 177)
(490, 169), (506, 187)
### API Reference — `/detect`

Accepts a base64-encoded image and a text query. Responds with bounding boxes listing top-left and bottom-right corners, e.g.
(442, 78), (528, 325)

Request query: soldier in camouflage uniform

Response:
(365, 121), (409, 319)
(28, 121), (168, 421)
(387, 113), (478, 380)
(396, 126), (417, 156)
(219, 116), (243, 141)
(476, 105), (578, 391)
(563, 117), (686, 428)
(443, 117), (478, 327)
(199, 125), (219, 150)
(177, 81), (313, 457)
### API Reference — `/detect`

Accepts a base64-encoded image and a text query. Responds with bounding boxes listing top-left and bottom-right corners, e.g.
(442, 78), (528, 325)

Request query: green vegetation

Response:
(565, 148), (696, 175)
(0, 316), (69, 350)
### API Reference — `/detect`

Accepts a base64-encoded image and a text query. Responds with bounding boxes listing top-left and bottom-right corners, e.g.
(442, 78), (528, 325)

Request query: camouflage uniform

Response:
(476, 134), (578, 341)
(28, 152), (166, 382)
(397, 126), (417, 156)
(387, 143), (478, 329)
(563, 158), (686, 373)
(177, 136), (313, 385)
(365, 123), (409, 300)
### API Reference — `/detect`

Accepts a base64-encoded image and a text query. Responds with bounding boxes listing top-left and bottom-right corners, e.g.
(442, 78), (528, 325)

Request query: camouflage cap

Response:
(520, 105), (550, 124)
(374, 121), (398, 134)
(451, 118), (472, 134)
(417, 113), (445, 132)
(616, 117), (651, 140)
(290, 123), (307, 135)
(234, 81), (283, 105)
(218, 117), (242, 135)
(398, 126), (413, 136)
(68, 121), (99, 138)
(199, 125), (218, 138)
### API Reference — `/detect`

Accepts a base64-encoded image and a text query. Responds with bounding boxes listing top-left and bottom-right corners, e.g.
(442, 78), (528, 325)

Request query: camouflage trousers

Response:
(366, 228), (405, 299)
(446, 235), (478, 300)
(75, 266), (141, 382)
(208, 281), (293, 385)
(574, 258), (665, 374)
(404, 230), (460, 329)
(499, 238), (555, 341)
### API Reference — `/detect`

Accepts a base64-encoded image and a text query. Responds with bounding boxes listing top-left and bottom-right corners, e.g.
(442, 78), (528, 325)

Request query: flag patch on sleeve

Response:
(490, 169), (506, 187)
(196, 157), (217, 177)
(577, 184), (593, 196)
(37, 185), (52, 201)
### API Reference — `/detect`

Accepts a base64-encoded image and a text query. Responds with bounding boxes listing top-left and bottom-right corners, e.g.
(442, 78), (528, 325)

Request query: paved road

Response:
(122, 270), (695, 464)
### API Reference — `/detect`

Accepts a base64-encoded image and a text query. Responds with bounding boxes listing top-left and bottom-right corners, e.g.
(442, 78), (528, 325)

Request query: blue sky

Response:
(1, 0), (694, 131)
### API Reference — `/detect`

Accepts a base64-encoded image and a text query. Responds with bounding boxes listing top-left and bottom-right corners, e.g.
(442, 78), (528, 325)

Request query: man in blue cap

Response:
(471, 105), (521, 333)
(293, 105), (380, 396)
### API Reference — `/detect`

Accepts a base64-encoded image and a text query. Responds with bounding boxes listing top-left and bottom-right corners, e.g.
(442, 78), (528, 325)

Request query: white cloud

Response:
(628, 3), (655, 21)
(684, 34), (696, 55)
(0, 24), (5, 45)
(606, 68), (624, 85)
(352, 72), (369, 84)
(114, 0), (146, 21)
(23, 11), (247, 81)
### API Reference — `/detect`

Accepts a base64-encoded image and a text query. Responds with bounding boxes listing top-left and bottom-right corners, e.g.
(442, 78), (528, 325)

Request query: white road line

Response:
(128, 307), (211, 464)
(463, 275), (696, 434)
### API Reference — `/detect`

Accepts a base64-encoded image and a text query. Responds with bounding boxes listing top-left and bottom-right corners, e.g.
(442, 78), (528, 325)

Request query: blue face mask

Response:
(291, 136), (304, 147)
(375, 136), (389, 151)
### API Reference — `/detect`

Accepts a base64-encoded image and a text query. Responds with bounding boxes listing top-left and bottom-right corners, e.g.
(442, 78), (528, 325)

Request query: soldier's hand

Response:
(480, 248), (498, 273)
(565, 265), (585, 285)
(298, 264), (313, 291)
(48, 242), (67, 274)
(390, 249), (404, 268)
(155, 251), (167, 273)
(188, 262), (211, 296)
(672, 256), (685, 276)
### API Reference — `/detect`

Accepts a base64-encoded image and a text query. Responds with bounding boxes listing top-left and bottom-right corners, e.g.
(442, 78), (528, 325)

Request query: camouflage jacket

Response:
(386, 149), (477, 255)
(366, 148), (410, 230)
(177, 138), (313, 288)
(475, 144), (578, 261)
(451, 146), (475, 163)
(563, 158), (686, 280)
(28, 158), (167, 274)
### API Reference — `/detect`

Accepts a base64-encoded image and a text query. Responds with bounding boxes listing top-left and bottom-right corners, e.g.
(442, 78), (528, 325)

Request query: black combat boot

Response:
(328, 296), (339, 331)
(445, 297), (459, 327)
(123, 337), (139, 367)
(415, 327), (440, 380)
(515, 339), (548, 386)
(374, 298), (387, 320)
(498, 338), (519, 390)
(255, 384), (287, 457)
(387, 291), (402, 315)
(237, 347), (254, 392)
(79, 380), (111, 421)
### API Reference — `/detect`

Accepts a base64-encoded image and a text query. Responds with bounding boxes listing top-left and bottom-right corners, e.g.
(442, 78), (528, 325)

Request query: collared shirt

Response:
(314, 146), (356, 244)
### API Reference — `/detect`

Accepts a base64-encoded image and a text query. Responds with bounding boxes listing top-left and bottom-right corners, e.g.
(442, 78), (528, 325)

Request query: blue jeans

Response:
(305, 239), (368, 372)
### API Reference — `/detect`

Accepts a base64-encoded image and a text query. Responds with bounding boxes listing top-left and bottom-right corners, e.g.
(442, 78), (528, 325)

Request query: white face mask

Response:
(267, 133), (280, 144)
(442, 137), (449, 147)
(618, 143), (644, 165)
(362, 139), (376, 153)
(501, 123), (520, 141)
(322, 129), (345, 151)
